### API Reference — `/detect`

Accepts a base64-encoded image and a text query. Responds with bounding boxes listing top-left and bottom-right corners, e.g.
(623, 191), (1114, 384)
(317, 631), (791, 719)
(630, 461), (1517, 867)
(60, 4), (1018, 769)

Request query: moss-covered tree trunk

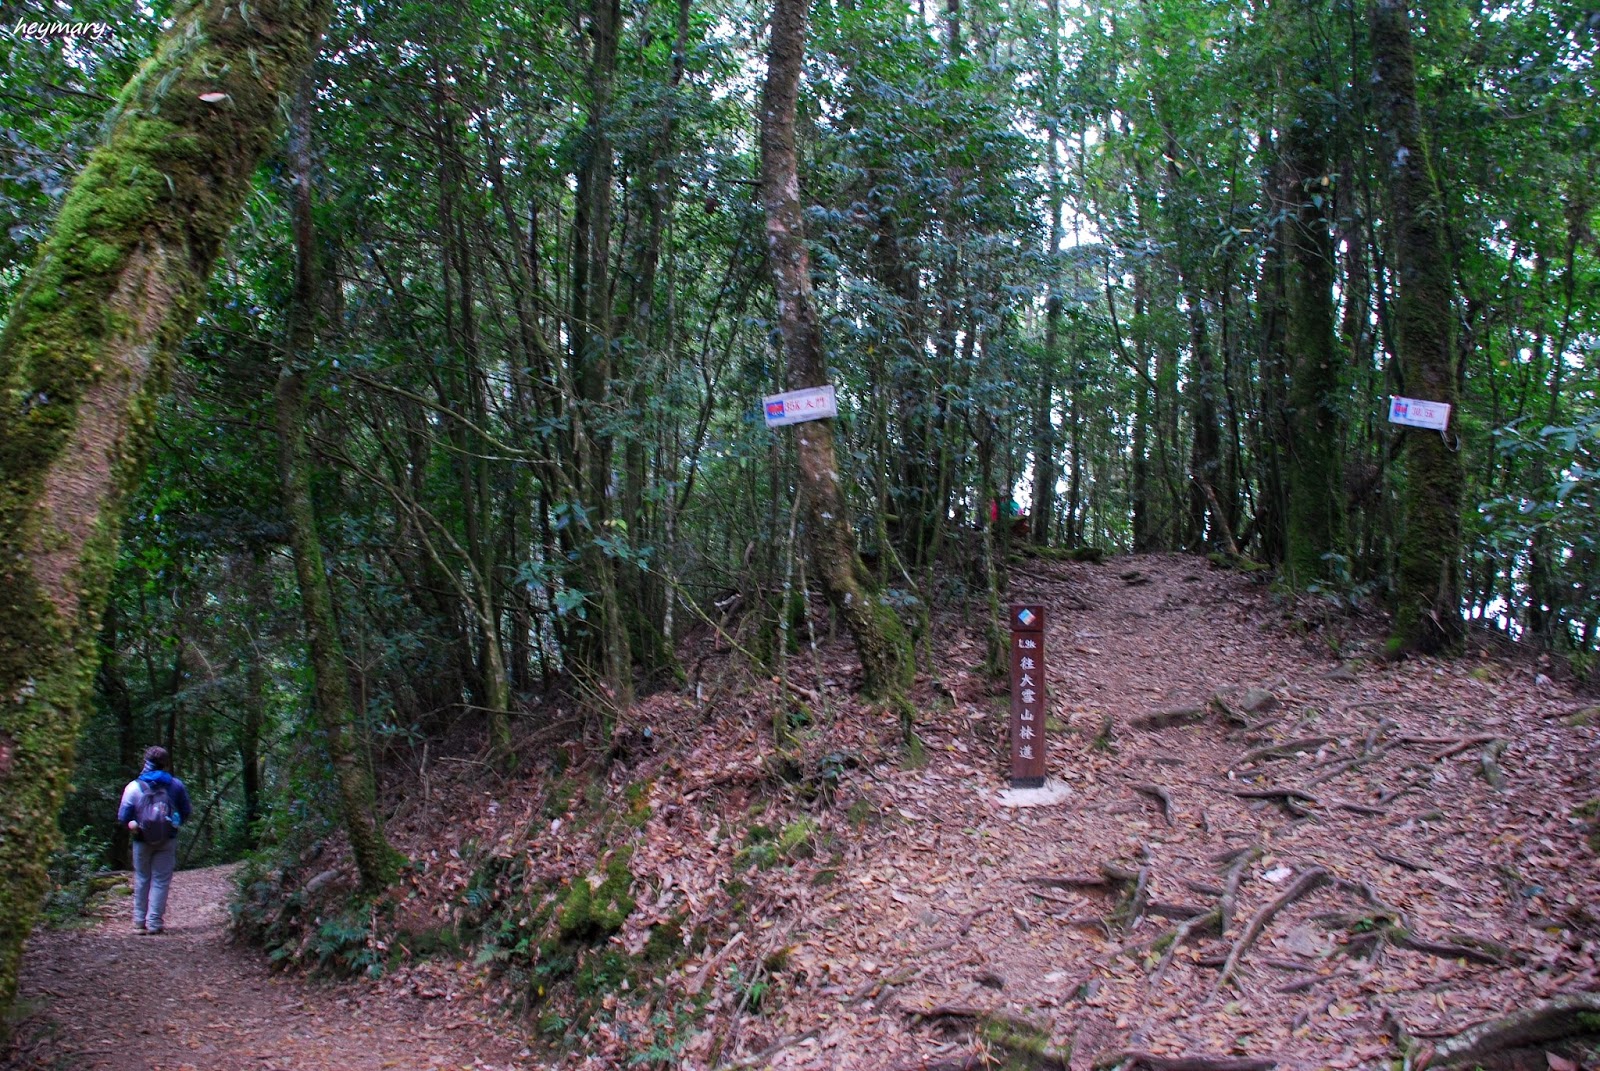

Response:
(760, 0), (912, 701)
(0, 0), (332, 1027)
(1281, 90), (1346, 587)
(277, 77), (400, 893)
(1372, 0), (1464, 654)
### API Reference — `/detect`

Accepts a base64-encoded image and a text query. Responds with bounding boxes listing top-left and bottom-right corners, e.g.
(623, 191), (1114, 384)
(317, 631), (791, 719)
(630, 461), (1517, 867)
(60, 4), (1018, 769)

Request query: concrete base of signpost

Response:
(994, 778), (1073, 808)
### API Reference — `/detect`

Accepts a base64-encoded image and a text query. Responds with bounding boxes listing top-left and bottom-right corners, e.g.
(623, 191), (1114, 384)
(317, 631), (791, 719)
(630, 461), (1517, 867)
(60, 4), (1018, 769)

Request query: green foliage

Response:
(735, 818), (817, 871)
(41, 827), (115, 928)
(5, 0), (1597, 1042)
(313, 906), (385, 979)
(1475, 411), (1600, 668)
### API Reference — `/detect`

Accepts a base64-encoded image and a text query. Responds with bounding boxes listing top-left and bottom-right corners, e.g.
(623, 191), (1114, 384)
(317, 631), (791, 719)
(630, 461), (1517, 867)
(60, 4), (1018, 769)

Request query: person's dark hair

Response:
(144, 746), (169, 771)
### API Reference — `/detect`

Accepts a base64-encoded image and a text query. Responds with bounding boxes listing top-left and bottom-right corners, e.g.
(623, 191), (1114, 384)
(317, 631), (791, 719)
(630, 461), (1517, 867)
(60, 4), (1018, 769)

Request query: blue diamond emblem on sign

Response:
(1017, 608), (1036, 627)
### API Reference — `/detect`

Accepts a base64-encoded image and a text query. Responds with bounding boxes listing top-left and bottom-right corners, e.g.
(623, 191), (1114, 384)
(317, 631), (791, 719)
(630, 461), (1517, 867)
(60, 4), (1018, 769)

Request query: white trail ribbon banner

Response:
(1388, 395), (1451, 432)
(763, 385), (838, 428)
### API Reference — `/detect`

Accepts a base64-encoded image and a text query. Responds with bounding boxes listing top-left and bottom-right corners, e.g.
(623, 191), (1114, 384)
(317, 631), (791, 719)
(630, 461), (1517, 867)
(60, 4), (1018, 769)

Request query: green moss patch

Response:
(557, 848), (636, 942)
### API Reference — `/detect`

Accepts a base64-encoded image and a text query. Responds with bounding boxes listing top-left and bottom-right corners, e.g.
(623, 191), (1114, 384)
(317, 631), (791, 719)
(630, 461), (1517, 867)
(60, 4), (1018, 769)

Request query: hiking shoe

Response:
(133, 922), (146, 933)
(145, 928), (163, 935)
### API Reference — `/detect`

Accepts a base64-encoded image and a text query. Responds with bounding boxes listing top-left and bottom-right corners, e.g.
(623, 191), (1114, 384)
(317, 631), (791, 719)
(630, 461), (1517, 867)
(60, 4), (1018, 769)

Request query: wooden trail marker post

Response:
(1008, 603), (1047, 788)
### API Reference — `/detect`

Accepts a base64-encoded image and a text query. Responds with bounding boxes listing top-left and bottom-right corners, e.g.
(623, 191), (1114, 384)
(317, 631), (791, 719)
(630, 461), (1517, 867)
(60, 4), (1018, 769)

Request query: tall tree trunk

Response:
(1256, 149), (1291, 568)
(1030, 0), (1064, 546)
(760, 0), (912, 701)
(1179, 268), (1223, 551)
(239, 553), (271, 842)
(1281, 95), (1346, 587)
(276, 76), (399, 894)
(1129, 245), (1155, 551)
(1162, 137), (1224, 551)
(0, 0), (332, 1025)
(570, 0), (633, 722)
(1372, 0), (1463, 654)
(97, 602), (138, 869)
(616, 0), (692, 684)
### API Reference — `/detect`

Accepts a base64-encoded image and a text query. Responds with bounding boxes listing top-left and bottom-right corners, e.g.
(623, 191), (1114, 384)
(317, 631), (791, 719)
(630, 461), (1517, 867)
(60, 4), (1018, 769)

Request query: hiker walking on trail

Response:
(116, 746), (192, 935)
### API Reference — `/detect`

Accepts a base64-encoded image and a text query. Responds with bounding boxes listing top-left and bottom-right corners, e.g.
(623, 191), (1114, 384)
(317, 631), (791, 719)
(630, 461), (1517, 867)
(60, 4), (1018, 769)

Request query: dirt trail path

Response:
(6, 554), (1596, 1071)
(718, 554), (1599, 1069)
(9, 864), (527, 1071)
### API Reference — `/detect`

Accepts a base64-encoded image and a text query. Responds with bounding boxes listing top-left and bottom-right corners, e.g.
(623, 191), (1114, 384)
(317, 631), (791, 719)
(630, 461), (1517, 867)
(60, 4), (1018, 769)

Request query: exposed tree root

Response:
(1147, 901), (1211, 920)
(1390, 930), (1511, 966)
(1134, 782), (1175, 825)
(1303, 739), (1399, 788)
(1149, 905), (1221, 988)
(1332, 799), (1389, 816)
(1218, 845), (1259, 935)
(1418, 992), (1600, 1069)
(1120, 850), (1153, 927)
(1374, 849), (1426, 871)
(1146, 847), (1258, 988)
(908, 1005), (1069, 1070)
(715, 1026), (823, 1070)
(1424, 734), (1498, 761)
(1235, 736), (1334, 766)
(1230, 786), (1317, 804)
(1479, 738), (1507, 791)
(1215, 866), (1331, 990)
(1131, 707), (1208, 731)
(1026, 862), (1138, 893)
(1095, 1051), (1278, 1071)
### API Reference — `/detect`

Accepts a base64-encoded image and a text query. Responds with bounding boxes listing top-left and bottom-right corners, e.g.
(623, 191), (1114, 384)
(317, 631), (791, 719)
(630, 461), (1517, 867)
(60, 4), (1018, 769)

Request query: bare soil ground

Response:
(8, 553), (1599, 1071)
(7, 864), (528, 1070)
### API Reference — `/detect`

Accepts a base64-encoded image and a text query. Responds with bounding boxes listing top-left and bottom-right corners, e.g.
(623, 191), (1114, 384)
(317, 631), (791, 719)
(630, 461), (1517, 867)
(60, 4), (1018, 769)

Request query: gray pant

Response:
(131, 839), (177, 931)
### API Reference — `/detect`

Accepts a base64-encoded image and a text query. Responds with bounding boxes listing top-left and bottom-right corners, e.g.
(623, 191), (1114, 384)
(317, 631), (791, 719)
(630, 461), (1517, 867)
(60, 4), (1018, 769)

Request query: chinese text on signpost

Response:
(1008, 603), (1046, 788)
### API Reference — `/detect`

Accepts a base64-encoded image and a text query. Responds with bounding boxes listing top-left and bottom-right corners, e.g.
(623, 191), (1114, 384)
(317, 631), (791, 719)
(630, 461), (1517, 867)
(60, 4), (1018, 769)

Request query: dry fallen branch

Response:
(1420, 992), (1600, 1068)
(1215, 866), (1331, 991)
